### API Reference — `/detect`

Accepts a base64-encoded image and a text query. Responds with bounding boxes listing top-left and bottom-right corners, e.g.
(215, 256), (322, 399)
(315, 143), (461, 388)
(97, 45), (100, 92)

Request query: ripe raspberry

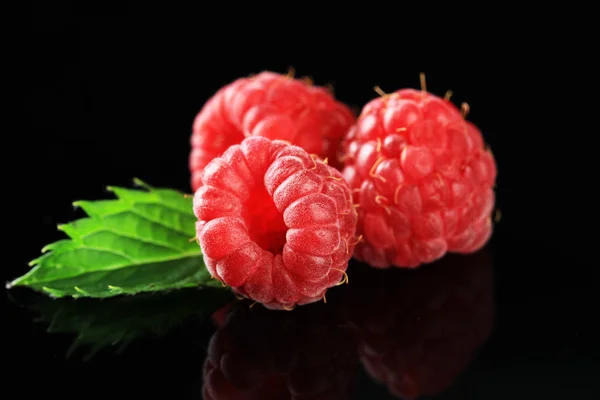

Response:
(203, 300), (357, 400)
(189, 71), (355, 191)
(342, 87), (497, 268)
(193, 136), (358, 310)
(344, 251), (494, 399)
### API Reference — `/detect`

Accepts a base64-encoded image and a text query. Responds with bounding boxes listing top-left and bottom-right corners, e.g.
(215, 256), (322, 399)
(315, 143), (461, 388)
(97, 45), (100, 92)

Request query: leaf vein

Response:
(28, 254), (203, 286)
(142, 199), (192, 216)
(105, 209), (192, 238)
(66, 246), (137, 263)
(78, 227), (188, 252)
(131, 199), (196, 221)
(81, 201), (195, 227)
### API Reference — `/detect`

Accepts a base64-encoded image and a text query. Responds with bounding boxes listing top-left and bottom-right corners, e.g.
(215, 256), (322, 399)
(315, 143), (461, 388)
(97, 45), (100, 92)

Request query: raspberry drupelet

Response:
(193, 136), (358, 310)
(189, 71), (355, 191)
(342, 85), (497, 268)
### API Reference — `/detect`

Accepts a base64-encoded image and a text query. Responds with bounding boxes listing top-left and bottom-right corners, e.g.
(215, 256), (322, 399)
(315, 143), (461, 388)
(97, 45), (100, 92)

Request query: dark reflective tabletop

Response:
(4, 240), (597, 399)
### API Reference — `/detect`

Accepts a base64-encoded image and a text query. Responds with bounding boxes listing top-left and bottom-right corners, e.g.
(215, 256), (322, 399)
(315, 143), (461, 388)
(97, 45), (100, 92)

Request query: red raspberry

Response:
(344, 250), (494, 399)
(193, 136), (358, 310)
(189, 71), (355, 191)
(342, 88), (497, 268)
(202, 300), (358, 400)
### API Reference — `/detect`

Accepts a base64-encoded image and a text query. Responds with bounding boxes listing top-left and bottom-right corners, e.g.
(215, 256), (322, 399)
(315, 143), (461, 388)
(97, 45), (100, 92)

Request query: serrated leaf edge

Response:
(8, 181), (200, 294)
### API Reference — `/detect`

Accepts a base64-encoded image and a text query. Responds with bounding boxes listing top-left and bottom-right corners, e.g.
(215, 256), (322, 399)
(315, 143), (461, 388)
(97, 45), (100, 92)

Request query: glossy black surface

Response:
(5, 243), (597, 399)
(7, 6), (597, 399)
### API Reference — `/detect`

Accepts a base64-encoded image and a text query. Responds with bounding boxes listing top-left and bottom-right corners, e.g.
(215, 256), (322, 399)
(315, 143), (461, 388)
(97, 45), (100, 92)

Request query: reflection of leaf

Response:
(28, 286), (233, 360)
(8, 179), (217, 298)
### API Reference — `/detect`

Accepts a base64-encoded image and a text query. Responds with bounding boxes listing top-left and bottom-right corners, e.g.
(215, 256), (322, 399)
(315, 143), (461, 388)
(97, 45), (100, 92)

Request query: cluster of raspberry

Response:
(190, 71), (497, 310)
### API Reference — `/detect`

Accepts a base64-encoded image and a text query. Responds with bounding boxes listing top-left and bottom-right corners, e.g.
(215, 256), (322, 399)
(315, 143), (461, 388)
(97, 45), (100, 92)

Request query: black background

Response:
(5, 3), (597, 399)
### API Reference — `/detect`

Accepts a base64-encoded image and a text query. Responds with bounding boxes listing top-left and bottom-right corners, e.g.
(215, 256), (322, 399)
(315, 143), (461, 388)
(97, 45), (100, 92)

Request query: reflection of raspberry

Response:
(189, 71), (355, 191)
(342, 87), (497, 268)
(344, 251), (494, 399)
(193, 136), (358, 310)
(203, 300), (357, 400)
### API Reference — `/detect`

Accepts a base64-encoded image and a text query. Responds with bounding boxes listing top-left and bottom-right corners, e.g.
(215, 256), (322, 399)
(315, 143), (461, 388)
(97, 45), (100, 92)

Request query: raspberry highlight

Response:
(189, 71), (355, 191)
(342, 88), (497, 268)
(193, 136), (358, 310)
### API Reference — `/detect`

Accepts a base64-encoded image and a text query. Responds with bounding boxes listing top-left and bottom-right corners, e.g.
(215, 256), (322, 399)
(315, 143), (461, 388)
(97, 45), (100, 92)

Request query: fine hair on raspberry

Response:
(193, 136), (358, 310)
(189, 71), (355, 191)
(342, 85), (497, 268)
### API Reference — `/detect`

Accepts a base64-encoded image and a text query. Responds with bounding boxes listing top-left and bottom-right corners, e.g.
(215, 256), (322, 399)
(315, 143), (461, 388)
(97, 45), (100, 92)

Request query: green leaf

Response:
(26, 287), (233, 360)
(8, 179), (220, 298)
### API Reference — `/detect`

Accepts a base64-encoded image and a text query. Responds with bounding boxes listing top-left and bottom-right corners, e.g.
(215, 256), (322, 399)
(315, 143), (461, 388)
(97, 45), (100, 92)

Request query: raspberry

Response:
(193, 136), (358, 310)
(189, 71), (355, 191)
(344, 251), (494, 399)
(342, 87), (497, 268)
(202, 300), (357, 400)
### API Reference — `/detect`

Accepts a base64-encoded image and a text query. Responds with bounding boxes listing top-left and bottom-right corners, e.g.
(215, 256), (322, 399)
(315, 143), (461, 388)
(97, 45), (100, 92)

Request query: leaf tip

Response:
(106, 185), (115, 193)
(72, 201), (81, 209)
(6, 273), (26, 289)
(42, 287), (61, 298)
(132, 177), (153, 190)
(74, 286), (88, 295)
(66, 341), (81, 359)
(40, 244), (53, 254)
